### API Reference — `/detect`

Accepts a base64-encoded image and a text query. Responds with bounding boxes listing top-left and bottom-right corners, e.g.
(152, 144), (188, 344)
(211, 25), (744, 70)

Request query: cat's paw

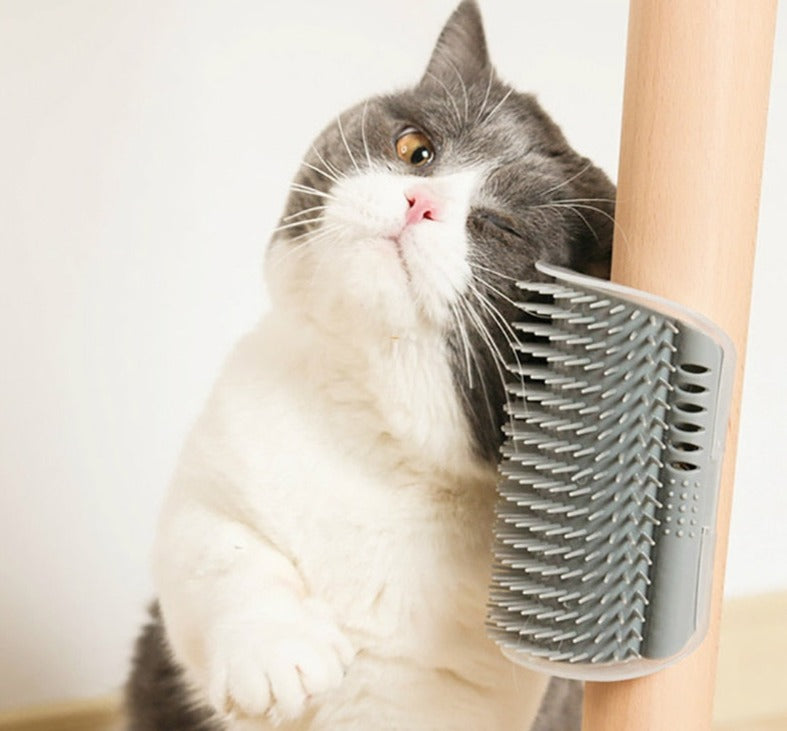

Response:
(205, 599), (355, 723)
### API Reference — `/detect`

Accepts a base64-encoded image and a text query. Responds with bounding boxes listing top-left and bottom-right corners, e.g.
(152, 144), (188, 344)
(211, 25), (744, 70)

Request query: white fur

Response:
(154, 169), (548, 729)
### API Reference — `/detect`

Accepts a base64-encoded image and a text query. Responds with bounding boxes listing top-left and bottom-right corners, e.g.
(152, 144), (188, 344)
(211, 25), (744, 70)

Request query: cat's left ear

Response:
(420, 0), (491, 86)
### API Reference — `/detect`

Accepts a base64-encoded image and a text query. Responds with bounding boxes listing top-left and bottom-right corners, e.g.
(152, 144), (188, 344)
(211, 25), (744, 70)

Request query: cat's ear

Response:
(420, 1), (491, 86)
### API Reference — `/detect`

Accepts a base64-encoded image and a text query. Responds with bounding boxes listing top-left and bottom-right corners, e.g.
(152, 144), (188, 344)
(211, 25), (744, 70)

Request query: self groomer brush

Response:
(486, 262), (735, 681)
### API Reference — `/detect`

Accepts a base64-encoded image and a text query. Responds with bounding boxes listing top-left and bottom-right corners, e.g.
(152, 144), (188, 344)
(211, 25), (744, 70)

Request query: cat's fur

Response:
(126, 2), (614, 729)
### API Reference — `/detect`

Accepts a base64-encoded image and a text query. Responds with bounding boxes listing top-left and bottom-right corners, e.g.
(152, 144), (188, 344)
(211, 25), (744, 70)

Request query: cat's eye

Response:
(395, 129), (435, 167)
(481, 212), (522, 239)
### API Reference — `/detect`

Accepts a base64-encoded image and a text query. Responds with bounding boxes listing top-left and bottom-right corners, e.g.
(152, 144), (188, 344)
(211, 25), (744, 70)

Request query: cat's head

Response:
(266, 1), (615, 460)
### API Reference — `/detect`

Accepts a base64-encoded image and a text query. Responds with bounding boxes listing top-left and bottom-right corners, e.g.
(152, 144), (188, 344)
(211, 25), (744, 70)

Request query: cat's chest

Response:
(293, 461), (497, 646)
(240, 384), (495, 640)
(271, 365), (496, 602)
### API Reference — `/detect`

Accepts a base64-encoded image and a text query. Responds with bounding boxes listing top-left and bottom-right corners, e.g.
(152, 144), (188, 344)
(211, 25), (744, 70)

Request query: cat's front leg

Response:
(154, 499), (355, 724)
(205, 590), (355, 724)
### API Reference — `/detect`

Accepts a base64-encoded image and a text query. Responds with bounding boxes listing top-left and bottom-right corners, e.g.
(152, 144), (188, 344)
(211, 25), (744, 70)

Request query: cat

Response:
(125, 2), (615, 729)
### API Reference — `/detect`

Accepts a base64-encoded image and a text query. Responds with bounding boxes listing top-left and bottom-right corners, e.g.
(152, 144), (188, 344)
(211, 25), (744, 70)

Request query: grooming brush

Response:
(486, 262), (735, 681)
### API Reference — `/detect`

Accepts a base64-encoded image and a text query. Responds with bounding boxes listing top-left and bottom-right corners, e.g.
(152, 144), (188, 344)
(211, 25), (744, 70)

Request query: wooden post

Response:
(582, 2), (778, 730)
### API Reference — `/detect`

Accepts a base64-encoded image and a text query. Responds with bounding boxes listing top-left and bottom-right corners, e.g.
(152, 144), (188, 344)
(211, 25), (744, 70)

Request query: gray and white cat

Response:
(125, 2), (614, 729)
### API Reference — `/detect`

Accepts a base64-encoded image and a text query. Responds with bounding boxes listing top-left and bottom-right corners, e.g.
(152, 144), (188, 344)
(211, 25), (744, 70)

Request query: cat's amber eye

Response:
(395, 129), (434, 167)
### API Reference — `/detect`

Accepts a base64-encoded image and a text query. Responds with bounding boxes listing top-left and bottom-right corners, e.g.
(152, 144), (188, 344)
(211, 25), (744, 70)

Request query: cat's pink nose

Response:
(404, 187), (440, 226)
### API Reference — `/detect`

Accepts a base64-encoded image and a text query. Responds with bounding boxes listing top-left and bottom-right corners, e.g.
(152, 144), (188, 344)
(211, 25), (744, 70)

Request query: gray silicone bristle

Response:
(486, 263), (734, 681)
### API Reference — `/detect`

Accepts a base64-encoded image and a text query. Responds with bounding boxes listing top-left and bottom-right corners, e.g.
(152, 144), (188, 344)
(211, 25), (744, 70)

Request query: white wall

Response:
(0, 0), (784, 710)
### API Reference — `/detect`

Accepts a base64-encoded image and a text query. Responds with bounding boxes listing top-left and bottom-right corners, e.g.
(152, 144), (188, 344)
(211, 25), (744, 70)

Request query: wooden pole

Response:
(582, 2), (778, 730)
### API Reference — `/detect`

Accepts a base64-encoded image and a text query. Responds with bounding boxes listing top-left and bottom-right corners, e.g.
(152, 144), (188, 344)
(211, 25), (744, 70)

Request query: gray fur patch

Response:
(125, 603), (222, 731)
(531, 677), (583, 731)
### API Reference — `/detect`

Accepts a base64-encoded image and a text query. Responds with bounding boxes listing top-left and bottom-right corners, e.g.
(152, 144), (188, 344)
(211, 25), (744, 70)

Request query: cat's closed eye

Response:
(476, 210), (526, 240)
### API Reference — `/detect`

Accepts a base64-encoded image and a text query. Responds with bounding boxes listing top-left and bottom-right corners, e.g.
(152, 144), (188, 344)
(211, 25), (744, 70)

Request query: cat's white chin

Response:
(267, 168), (484, 332)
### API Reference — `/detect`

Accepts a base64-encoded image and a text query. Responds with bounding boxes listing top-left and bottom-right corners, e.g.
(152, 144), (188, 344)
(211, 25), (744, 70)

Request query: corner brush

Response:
(486, 262), (735, 681)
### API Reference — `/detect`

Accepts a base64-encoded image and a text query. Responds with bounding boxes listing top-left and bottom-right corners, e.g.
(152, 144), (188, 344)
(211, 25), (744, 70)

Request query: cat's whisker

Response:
(283, 205), (328, 221)
(271, 217), (329, 234)
(266, 239), (311, 271)
(474, 66), (495, 125)
(566, 202), (628, 246)
(451, 299), (476, 390)
(470, 285), (528, 412)
(482, 87), (513, 125)
(449, 301), (474, 390)
(305, 224), (350, 290)
(266, 223), (344, 274)
(538, 203), (600, 248)
(360, 101), (373, 169)
(336, 114), (360, 174)
(539, 201), (628, 247)
(285, 221), (341, 245)
(468, 290), (523, 437)
(465, 306), (516, 438)
(468, 284), (517, 348)
(468, 283), (527, 402)
(265, 239), (310, 275)
(311, 146), (346, 182)
(289, 183), (336, 201)
(551, 197), (617, 204)
(455, 298), (499, 433)
(425, 71), (463, 130)
(301, 161), (341, 185)
(460, 294), (516, 435)
(539, 161), (594, 197)
(471, 271), (520, 307)
(468, 260), (519, 283)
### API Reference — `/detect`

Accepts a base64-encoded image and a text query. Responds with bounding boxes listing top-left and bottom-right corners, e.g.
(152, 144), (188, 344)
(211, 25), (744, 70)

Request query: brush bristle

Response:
(488, 280), (681, 664)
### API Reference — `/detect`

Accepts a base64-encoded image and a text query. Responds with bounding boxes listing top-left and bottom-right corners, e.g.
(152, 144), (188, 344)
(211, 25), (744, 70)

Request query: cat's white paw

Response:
(205, 599), (355, 723)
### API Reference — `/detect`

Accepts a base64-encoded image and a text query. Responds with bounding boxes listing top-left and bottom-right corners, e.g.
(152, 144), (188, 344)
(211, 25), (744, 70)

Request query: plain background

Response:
(0, 0), (784, 711)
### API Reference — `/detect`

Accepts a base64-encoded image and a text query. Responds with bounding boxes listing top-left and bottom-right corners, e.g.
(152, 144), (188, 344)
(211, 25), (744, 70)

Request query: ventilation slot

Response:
(677, 383), (706, 394)
(671, 441), (700, 453)
(679, 363), (710, 375)
(669, 461), (699, 472)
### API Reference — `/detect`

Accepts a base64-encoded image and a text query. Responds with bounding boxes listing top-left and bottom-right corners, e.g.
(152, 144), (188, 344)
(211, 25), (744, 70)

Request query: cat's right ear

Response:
(420, 1), (491, 87)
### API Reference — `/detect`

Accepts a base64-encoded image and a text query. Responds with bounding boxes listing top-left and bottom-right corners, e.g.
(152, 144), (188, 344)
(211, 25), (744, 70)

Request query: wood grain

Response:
(582, 2), (778, 730)
(0, 696), (120, 731)
(715, 593), (787, 726)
